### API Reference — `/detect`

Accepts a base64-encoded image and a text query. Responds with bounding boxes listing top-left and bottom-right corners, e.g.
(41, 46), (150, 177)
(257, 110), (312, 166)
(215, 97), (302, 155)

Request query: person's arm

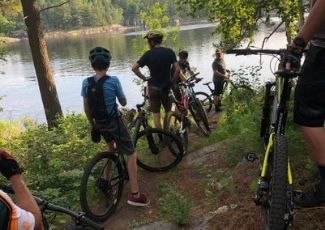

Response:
(10, 175), (43, 230)
(132, 63), (147, 81)
(298, 0), (325, 43)
(171, 62), (181, 84)
(213, 69), (228, 80)
(0, 149), (43, 230)
(83, 98), (95, 127)
(115, 78), (127, 106)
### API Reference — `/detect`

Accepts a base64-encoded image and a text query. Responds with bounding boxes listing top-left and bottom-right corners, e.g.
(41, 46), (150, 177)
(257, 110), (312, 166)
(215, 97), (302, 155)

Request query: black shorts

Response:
(148, 86), (172, 113)
(213, 77), (225, 96)
(293, 44), (325, 127)
(97, 117), (135, 155)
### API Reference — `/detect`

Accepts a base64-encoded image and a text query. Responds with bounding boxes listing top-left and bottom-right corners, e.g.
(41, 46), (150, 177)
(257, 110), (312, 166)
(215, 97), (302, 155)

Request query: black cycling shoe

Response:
(294, 183), (325, 208)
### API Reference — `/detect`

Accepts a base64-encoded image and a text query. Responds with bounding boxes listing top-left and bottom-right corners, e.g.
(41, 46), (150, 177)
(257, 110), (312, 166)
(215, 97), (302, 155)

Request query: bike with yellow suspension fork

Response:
(226, 48), (302, 230)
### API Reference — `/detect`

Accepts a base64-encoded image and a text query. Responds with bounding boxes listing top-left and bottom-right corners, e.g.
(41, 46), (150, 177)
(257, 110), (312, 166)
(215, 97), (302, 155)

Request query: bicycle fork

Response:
(254, 133), (294, 225)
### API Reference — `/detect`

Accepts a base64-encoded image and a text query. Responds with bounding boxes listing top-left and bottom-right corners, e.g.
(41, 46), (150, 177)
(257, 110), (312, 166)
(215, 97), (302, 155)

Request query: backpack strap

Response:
(0, 194), (13, 230)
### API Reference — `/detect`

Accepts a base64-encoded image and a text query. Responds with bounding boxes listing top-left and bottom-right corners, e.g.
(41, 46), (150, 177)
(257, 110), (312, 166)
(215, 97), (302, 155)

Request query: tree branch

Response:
(39, 0), (70, 13)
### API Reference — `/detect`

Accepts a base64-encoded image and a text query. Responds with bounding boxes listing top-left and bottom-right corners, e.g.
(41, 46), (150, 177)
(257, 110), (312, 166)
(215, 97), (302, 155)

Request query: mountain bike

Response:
(226, 48), (301, 229)
(163, 77), (200, 154)
(0, 184), (103, 230)
(80, 87), (183, 222)
(166, 73), (210, 137)
(195, 70), (254, 112)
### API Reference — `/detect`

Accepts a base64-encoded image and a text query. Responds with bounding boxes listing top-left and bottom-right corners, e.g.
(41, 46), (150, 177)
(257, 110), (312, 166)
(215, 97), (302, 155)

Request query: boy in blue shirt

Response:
(81, 47), (149, 206)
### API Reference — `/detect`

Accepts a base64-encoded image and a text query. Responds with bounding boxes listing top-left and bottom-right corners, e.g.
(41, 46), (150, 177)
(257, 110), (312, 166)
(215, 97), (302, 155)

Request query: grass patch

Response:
(157, 182), (192, 226)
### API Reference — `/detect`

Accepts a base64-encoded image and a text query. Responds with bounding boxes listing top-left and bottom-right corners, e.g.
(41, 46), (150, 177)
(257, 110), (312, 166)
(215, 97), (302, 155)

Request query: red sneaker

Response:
(127, 193), (150, 207)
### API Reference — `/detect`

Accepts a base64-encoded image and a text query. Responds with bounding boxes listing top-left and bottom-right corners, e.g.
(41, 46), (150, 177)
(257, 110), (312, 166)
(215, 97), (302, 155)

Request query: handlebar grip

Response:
(80, 216), (104, 230)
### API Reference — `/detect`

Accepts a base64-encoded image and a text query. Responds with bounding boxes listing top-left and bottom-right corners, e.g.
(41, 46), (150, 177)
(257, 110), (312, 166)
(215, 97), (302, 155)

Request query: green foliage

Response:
(0, 0), (200, 36)
(176, 0), (300, 46)
(158, 182), (192, 225)
(203, 170), (233, 203)
(1, 114), (103, 209)
(131, 2), (180, 56)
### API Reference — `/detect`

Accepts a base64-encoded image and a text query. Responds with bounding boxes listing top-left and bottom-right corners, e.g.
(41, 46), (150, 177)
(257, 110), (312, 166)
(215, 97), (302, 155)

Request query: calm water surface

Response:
(0, 24), (287, 122)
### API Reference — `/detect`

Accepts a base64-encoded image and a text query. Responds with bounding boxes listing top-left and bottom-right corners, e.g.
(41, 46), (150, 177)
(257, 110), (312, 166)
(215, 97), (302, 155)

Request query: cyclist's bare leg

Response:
(101, 141), (116, 180)
(127, 152), (139, 194)
(153, 112), (162, 129)
(301, 126), (325, 164)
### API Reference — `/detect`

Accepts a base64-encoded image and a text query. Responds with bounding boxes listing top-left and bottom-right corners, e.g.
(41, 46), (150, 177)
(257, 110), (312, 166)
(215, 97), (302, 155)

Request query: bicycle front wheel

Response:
(164, 111), (189, 154)
(135, 128), (183, 172)
(189, 98), (211, 136)
(195, 92), (213, 113)
(80, 151), (124, 222)
(266, 135), (288, 230)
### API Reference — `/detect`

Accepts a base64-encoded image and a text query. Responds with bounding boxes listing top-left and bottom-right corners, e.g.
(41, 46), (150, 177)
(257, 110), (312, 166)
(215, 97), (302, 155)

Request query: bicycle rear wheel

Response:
(228, 84), (255, 102)
(164, 111), (189, 154)
(189, 98), (211, 136)
(265, 135), (288, 230)
(80, 151), (124, 222)
(195, 92), (213, 113)
(135, 128), (183, 172)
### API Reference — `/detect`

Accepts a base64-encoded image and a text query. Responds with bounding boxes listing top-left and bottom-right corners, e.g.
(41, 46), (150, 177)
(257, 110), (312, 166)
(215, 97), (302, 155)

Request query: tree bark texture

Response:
(20, 0), (62, 128)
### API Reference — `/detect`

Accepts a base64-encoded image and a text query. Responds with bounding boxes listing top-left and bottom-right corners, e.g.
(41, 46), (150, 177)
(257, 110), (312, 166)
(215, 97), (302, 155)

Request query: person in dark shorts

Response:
(81, 47), (149, 206)
(132, 30), (180, 128)
(212, 48), (229, 112)
(283, 0), (325, 207)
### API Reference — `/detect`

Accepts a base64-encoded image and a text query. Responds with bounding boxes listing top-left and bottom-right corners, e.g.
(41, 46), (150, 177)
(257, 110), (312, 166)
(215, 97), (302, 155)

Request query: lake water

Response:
(0, 23), (287, 122)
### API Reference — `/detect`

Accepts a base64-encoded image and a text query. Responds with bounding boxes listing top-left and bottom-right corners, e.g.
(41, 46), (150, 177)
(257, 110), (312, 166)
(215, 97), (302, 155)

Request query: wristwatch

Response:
(293, 36), (306, 49)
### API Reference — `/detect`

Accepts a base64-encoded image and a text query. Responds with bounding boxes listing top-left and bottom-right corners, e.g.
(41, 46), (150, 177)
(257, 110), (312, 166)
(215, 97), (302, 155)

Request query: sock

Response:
(318, 166), (325, 186)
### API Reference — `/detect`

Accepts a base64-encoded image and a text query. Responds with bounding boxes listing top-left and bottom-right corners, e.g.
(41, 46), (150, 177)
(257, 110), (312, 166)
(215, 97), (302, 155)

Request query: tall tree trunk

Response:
(298, 0), (305, 29)
(20, 0), (62, 128)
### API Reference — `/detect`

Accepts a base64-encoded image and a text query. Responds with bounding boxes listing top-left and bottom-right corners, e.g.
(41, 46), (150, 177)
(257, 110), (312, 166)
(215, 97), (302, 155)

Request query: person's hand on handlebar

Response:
(0, 149), (22, 179)
(280, 45), (304, 71)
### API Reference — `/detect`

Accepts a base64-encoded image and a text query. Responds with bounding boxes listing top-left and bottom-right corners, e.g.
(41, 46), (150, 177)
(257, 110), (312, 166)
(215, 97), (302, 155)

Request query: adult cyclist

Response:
(0, 149), (43, 230)
(283, 0), (325, 207)
(132, 30), (180, 128)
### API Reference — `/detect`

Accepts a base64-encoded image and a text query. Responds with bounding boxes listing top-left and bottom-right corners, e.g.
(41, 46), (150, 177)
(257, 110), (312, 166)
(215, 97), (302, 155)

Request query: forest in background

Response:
(0, 0), (205, 36)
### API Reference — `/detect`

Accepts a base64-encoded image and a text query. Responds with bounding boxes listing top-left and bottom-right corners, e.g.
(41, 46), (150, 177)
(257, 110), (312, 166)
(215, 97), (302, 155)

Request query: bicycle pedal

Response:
(245, 152), (258, 162)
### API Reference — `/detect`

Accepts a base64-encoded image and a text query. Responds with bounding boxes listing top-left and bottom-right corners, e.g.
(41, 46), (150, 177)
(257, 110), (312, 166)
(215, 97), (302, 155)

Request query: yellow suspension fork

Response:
(261, 133), (274, 177)
(288, 160), (293, 185)
(260, 133), (293, 185)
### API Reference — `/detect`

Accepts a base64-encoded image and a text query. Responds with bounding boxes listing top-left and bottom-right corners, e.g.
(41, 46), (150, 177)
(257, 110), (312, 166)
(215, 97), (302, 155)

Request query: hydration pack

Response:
(87, 76), (116, 123)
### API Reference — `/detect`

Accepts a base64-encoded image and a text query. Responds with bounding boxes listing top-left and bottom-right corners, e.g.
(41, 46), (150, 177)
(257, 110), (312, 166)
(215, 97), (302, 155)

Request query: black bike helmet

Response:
(179, 50), (189, 59)
(144, 30), (164, 40)
(89, 47), (112, 70)
(89, 47), (112, 64)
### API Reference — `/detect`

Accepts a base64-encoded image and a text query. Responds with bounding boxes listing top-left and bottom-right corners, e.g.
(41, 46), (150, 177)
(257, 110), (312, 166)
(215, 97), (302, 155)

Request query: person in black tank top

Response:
(132, 30), (181, 129)
(283, 0), (325, 207)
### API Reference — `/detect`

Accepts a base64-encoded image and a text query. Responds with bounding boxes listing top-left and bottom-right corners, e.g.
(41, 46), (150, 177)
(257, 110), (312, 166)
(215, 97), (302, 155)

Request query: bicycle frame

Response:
(260, 75), (293, 183)
(170, 85), (189, 117)
(257, 73), (295, 225)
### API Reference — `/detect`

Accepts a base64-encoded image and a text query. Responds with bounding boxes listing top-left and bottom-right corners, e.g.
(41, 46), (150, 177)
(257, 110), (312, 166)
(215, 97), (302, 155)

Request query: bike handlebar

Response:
(0, 184), (104, 230)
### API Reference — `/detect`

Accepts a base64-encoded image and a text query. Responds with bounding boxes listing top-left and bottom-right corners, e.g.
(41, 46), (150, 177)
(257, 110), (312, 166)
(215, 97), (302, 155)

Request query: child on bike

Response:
(172, 50), (196, 101)
(81, 47), (149, 206)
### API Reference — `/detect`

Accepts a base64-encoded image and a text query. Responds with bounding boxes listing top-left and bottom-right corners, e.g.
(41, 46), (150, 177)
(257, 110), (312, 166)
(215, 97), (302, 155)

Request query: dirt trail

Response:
(103, 112), (325, 230)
